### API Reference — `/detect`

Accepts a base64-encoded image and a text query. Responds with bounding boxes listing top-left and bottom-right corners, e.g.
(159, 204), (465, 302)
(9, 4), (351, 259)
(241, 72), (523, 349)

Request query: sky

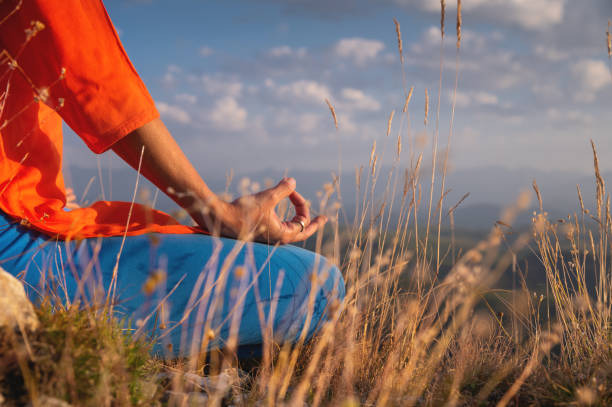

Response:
(63, 0), (612, 179)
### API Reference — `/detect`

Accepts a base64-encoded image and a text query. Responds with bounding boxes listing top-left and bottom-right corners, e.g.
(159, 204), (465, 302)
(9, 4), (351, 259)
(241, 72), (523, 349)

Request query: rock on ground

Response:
(0, 267), (39, 332)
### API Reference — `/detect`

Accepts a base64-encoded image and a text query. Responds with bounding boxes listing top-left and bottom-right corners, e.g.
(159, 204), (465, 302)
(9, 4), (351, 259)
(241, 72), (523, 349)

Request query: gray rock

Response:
(0, 267), (39, 332)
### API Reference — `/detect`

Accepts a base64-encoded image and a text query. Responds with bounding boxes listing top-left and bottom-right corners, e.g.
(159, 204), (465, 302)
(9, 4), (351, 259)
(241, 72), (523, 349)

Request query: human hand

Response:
(210, 177), (327, 244)
(113, 120), (325, 243)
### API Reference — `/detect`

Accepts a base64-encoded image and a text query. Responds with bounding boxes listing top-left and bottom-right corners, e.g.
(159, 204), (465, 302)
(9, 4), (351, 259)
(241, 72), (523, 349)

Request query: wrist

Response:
(190, 191), (238, 234)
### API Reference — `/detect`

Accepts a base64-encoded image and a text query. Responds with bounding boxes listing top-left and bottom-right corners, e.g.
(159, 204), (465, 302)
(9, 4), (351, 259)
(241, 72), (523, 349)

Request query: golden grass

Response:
(325, 98), (338, 130)
(607, 19), (611, 58)
(3, 3), (612, 407)
(440, 0), (446, 39)
(424, 88), (429, 126)
(386, 110), (395, 138)
(456, 0), (462, 49)
(393, 18), (403, 64)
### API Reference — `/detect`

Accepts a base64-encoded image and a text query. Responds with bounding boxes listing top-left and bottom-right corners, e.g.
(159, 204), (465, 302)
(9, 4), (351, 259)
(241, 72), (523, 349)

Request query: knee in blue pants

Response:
(0, 212), (345, 356)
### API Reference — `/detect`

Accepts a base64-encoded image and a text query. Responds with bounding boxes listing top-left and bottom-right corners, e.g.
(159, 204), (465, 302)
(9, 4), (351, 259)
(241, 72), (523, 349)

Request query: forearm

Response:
(110, 118), (326, 243)
(111, 118), (224, 229)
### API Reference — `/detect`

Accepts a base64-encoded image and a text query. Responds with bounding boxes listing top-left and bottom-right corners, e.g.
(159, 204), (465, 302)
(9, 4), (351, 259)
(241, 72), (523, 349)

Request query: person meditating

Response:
(0, 1), (344, 355)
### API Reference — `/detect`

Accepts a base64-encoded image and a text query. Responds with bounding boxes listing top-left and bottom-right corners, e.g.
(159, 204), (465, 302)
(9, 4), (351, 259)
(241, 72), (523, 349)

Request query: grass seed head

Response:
(403, 86), (414, 113)
(440, 0), (446, 39)
(424, 87), (429, 126)
(234, 266), (246, 278)
(24, 20), (45, 41)
(393, 18), (403, 63)
(403, 168), (410, 197)
(206, 329), (216, 340)
(457, 0), (462, 49)
(607, 20), (611, 57)
(386, 109), (395, 137)
(532, 179), (543, 212)
(517, 189), (531, 210)
(415, 153), (423, 173)
(142, 269), (167, 295)
(591, 140), (605, 218)
(370, 140), (376, 167)
(372, 155), (378, 176)
(397, 134), (402, 158)
(575, 386), (597, 405)
(325, 98), (338, 129)
(577, 184), (586, 213)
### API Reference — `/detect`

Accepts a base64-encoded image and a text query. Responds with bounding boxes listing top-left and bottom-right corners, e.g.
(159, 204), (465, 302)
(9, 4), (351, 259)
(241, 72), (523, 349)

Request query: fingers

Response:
(289, 190), (310, 224)
(268, 177), (296, 203)
(279, 215), (327, 244)
(293, 215), (327, 242)
(259, 177), (328, 244)
(283, 186), (312, 239)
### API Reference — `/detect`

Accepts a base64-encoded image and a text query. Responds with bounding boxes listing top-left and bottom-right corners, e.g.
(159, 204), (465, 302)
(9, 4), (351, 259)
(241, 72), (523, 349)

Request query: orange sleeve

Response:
(11, 0), (159, 153)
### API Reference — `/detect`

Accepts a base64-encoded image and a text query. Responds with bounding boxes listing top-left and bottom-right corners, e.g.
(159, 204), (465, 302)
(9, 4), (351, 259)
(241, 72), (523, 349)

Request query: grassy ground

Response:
(3, 191), (612, 406)
(0, 302), (160, 406)
(3, 3), (612, 407)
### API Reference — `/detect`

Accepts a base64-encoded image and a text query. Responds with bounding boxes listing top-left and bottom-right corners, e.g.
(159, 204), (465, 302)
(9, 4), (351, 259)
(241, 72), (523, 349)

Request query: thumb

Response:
(269, 177), (296, 202)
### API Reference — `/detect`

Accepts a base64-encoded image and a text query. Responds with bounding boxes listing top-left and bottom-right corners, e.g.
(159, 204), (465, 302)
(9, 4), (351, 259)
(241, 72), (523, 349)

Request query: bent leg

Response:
(0, 212), (345, 356)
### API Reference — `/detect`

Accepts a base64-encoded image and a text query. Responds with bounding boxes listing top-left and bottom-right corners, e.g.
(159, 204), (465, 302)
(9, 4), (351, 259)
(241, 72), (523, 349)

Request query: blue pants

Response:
(0, 211), (344, 356)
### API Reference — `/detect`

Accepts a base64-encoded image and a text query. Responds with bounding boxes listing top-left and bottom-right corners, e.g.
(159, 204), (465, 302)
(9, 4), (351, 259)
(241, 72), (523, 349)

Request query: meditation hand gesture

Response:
(214, 177), (327, 244)
(112, 119), (328, 245)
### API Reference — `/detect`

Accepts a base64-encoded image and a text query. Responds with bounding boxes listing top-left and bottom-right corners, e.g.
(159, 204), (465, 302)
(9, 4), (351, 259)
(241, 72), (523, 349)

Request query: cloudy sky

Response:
(63, 0), (612, 178)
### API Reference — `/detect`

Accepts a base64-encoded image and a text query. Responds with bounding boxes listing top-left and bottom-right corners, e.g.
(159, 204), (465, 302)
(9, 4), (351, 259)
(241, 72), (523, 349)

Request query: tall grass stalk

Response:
(3, 3), (612, 406)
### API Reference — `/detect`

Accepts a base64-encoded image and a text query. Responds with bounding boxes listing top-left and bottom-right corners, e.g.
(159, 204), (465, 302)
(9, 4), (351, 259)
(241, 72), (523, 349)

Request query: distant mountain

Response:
(62, 163), (605, 231)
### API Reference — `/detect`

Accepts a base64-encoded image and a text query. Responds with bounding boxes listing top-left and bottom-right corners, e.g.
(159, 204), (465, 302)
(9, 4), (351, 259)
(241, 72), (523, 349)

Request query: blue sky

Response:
(63, 0), (612, 178)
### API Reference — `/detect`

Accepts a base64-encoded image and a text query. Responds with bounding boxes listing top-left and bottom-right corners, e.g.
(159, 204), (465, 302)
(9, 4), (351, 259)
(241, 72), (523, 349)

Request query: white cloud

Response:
(275, 80), (331, 104)
(208, 96), (248, 131)
(296, 113), (320, 134)
(162, 64), (182, 87)
(383, 52), (397, 64)
(201, 75), (243, 98)
(531, 83), (562, 100)
(571, 59), (611, 102)
(334, 37), (385, 65)
(399, 0), (565, 30)
(264, 78), (275, 88)
(274, 110), (321, 135)
(533, 45), (568, 61)
(454, 91), (471, 108)
(422, 25), (443, 46)
(452, 91), (499, 108)
(500, 114), (525, 125)
(267, 45), (307, 58)
(472, 92), (499, 105)
(337, 113), (358, 134)
(156, 101), (191, 124)
(546, 108), (593, 125)
(199, 46), (214, 57)
(175, 93), (197, 104)
(419, 25), (499, 51)
(408, 26), (525, 91)
(339, 88), (381, 111)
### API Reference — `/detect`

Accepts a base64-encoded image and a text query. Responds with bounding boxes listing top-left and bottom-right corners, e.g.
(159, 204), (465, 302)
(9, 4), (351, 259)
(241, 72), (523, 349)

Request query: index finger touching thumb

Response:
(270, 177), (296, 202)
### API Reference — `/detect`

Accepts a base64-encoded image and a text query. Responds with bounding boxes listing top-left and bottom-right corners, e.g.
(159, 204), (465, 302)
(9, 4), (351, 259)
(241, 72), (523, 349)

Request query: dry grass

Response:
(2, 3), (612, 407)
(607, 20), (611, 58)
(325, 99), (338, 130)
(456, 0), (462, 49)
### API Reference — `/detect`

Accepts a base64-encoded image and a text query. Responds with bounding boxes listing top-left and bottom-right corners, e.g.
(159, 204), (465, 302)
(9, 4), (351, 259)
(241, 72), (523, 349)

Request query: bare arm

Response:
(111, 118), (326, 243)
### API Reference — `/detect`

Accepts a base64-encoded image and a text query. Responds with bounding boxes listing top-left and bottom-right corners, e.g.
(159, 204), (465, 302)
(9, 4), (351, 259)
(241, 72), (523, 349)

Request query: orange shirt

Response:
(0, 0), (200, 239)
